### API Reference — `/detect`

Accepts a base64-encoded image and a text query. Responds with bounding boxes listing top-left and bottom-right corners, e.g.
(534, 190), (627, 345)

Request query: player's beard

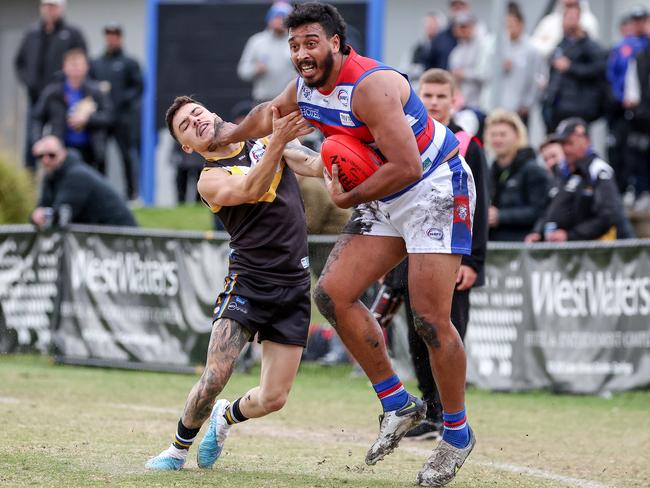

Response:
(297, 49), (335, 88)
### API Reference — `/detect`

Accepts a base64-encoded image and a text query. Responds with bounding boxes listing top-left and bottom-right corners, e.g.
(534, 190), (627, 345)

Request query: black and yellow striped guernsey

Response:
(202, 138), (310, 285)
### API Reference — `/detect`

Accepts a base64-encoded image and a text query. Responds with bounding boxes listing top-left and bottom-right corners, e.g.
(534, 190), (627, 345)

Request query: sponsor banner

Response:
(2, 224), (649, 393)
(54, 228), (230, 368)
(466, 243), (650, 394)
(0, 227), (61, 353)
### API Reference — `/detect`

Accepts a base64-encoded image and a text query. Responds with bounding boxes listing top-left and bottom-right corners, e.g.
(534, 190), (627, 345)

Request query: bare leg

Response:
(314, 234), (406, 383)
(181, 318), (251, 429)
(237, 341), (303, 418)
(408, 253), (466, 413)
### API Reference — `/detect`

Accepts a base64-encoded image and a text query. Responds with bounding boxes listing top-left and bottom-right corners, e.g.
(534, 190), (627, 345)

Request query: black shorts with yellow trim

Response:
(212, 272), (311, 347)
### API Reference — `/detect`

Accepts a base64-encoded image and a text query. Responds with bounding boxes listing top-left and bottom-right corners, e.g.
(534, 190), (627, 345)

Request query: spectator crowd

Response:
(13, 0), (650, 240)
(400, 0), (650, 240)
(14, 0), (143, 225)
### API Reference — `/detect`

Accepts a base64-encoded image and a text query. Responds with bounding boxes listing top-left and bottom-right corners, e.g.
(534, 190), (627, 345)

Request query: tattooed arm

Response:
(181, 318), (251, 428)
(282, 139), (323, 178)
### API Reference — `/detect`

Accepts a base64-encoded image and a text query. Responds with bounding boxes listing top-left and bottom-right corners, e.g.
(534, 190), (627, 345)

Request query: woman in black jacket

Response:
(486, 109), (551, 241)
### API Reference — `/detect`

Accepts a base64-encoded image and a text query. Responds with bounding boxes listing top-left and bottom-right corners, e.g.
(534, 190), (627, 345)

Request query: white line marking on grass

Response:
(0, 396), (19, 404)
(110, 402), (612, 488)
(477, 461), (610, 488)
(403, 445), (610, 488)
(107, 403), (178, 415)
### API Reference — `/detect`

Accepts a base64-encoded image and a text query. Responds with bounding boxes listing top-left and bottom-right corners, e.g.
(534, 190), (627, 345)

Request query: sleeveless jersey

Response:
(296, 48), (459, 201)
(201, 139), (310, 285)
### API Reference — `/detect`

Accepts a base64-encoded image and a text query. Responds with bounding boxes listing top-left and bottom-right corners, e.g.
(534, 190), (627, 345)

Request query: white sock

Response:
(164, 443), (188, 460)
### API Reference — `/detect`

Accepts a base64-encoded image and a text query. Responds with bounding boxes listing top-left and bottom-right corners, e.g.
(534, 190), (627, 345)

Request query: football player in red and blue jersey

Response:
(211, 4), (476, 485)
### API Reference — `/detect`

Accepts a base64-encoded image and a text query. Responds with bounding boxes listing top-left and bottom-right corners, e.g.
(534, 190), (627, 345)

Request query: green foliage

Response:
(0, 155), (35, 224)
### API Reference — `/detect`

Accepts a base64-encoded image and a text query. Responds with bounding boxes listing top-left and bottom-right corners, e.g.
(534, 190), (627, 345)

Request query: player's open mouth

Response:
(299, 62), (316, 76)
(198, 122), (210, 137)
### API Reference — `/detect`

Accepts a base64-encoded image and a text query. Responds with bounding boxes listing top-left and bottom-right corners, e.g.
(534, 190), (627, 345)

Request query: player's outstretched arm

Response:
(329, 70), (422, 208)
(282, 140), (323, 177)
(199, 108), (311, 207)
(214, 80), (303, 145)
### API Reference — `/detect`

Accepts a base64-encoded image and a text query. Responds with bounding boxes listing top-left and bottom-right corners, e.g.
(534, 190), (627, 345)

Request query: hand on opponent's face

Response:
(207, 119), (228, 152)
(270, 106), (313, 144)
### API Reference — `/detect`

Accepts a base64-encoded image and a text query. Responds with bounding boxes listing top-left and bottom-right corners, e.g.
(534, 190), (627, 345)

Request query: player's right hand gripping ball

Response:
(321, 135), (383, 191)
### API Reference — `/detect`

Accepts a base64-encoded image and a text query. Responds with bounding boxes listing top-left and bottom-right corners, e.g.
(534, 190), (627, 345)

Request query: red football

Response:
(321, 135), (383, 191)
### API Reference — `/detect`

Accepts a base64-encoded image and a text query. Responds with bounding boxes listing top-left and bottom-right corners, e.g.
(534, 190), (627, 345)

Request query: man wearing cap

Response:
(30, 135), (137, 229)
(606, 7), (650, 196)
(91, 23), (144, 201)
(425, 0), (486, 71)
(237, 2), (295, 105)
(525, 118), (626, 242)
(14, 0), (87, 170)
(448, 12), (489, 108)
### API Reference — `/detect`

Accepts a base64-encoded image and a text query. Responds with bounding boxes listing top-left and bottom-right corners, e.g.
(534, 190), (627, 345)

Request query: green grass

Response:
(1, 355), (648, 487)
(133, 204), (214, 231)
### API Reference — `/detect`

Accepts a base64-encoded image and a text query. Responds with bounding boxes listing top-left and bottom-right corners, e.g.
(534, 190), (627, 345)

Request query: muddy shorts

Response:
(343, 155), (476, 255)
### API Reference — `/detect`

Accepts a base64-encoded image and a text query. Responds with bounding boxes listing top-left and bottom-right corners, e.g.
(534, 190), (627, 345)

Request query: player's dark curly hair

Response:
(285, 2), (351, 55)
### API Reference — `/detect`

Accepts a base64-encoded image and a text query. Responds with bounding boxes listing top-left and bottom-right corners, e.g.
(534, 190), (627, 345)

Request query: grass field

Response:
(132, 204), (214, 231)
(0, 355), (648, 488)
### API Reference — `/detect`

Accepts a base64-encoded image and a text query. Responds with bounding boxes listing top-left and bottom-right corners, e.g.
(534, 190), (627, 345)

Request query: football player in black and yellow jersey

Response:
(146, 96), (323, 471)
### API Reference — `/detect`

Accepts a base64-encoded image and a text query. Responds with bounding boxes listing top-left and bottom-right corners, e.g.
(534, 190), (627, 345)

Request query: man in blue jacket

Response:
(606, 7), (650, 194)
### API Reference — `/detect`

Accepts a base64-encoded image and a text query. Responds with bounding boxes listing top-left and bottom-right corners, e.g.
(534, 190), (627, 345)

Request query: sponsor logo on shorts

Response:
(340, 112), (354, 127)
(422, 157), (432, 172)
(301, 84), (312, 101)
(227, 301), (248, 314)
(301, 256), (310, 269)
(426, 227), (444, 240)
(337, 89), (349, 107)
(235, 296), (247, 305)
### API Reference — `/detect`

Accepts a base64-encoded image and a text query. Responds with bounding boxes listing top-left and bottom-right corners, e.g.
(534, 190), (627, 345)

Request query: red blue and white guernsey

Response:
(296, 48), (460, 201)
(296, 48), (475, 256)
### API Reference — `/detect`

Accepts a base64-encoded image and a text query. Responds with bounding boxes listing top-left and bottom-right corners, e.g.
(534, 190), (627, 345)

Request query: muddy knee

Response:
(314, 282), (338, 326)
(412, 311), (447, 349)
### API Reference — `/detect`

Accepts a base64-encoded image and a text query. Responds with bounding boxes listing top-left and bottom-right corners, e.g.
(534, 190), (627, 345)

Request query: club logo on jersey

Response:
(453, 195), (471, 229)
(250, 145), (266, 164)
(301, 84), (312, 101)
(426, 227), (444, 240)
(337, 89), (349, 107)
(340, 112), (354, 127)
